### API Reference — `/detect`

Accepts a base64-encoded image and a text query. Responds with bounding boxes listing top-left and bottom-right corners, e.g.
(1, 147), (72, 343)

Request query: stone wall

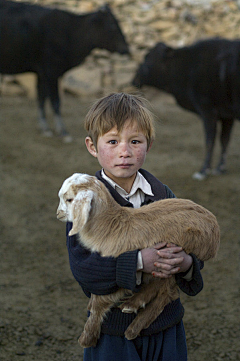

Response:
(2, 0), (240, 97)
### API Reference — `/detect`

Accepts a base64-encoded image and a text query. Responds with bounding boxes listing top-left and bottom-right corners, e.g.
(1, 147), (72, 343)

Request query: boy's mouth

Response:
(117, 163), (132, 168)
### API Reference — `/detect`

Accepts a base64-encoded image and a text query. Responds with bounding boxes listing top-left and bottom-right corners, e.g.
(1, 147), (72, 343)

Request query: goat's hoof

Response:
(121, 306), (136, 314)
(120, 300), (145, 314)
(78, 333), (98, 348)
(124, 328), (139, 341)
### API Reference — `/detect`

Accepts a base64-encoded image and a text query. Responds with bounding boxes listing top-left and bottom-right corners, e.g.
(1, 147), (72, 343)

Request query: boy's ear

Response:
(147, 140), (154, 153)
(85, 137), (97, 157)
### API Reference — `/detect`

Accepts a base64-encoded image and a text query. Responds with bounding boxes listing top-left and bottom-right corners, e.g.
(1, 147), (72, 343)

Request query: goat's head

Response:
(57, 173), (101, 236)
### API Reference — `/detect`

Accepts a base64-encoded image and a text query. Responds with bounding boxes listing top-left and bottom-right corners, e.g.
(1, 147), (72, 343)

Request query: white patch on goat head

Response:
(68, 189), (95, 236)
(59, 173), (92, 195)
(57, 173), (94, 223)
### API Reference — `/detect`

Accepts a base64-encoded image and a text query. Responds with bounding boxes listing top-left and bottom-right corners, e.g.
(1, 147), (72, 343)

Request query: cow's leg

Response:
(48, 78), (72, 143)
(37, 76), (53, 137)
(213, 118), (235, 174)
(193, 118), (217, 180)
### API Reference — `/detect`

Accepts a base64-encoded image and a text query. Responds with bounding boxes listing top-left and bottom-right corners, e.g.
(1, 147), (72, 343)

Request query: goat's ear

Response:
(68, 190), (94, 236)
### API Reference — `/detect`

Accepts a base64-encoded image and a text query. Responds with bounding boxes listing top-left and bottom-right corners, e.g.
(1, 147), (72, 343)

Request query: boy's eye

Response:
(132, 140), (140, 144)
(108, 140), (118, 144)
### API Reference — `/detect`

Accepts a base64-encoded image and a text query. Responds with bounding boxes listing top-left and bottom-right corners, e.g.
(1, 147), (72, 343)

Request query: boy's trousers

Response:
(83, 320), (187, 361)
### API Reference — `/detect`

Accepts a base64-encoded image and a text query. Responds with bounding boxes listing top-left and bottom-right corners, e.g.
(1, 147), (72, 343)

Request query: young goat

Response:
(57, 173), (220, 348)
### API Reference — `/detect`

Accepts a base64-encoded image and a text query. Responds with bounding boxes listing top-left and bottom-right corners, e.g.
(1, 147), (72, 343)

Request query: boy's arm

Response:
(66, 222), (140, 297)
(175, 254), (204, 296)
(151, 244), (204, 296)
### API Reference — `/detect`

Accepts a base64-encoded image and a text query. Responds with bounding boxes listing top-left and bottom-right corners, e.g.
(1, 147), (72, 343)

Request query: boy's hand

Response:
(141, 243), (193, 278)
(141, 242), (167, 274)
(153, 243), (193, 278)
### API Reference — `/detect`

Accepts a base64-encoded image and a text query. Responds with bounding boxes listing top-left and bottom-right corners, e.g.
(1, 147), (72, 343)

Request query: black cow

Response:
(132, 38), (240, 179)
(0, 0), (129, 142)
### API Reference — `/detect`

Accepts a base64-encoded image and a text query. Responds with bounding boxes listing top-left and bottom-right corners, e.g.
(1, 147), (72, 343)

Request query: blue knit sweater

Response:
(66, 169), (204, 336)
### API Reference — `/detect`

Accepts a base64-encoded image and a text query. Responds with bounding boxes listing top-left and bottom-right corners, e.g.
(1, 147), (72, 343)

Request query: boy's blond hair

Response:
(84, 93), (155, 150)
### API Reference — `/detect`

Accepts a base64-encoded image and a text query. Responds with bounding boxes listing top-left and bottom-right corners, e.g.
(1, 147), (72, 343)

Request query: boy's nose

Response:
(119, 142), (131, 157)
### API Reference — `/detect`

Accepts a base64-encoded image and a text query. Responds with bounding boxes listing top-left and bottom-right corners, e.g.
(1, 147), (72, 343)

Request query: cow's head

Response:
(132, 42), (174, 89)
(89, 5), (129, 55)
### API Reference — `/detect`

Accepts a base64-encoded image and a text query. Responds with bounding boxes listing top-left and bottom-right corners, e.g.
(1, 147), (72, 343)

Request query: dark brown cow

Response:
(133, 38), (239, 179)
(0, 0), (129, 142)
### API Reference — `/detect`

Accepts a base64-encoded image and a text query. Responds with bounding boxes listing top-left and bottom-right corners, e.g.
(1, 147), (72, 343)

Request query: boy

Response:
(66, 93), (203, 361)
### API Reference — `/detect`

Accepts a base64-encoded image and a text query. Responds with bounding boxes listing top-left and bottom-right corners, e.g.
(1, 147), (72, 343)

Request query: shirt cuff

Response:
(136, 251), (143, 285)
(137, 251), (143, 271)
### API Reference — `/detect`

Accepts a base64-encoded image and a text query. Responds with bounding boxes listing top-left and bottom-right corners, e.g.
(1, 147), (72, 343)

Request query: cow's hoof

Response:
(212, 168), (226, 176)
(62, 134), (73, 143)
(192, 168), (212, 180)
(192, 172), (207, 180)
(42, 130), (53, 137)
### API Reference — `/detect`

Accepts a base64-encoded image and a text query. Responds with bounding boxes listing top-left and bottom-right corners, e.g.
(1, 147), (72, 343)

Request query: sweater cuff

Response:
(175, 253), (203, 296)
(179, 264), (193, 281)
(116, 250), (139, 291)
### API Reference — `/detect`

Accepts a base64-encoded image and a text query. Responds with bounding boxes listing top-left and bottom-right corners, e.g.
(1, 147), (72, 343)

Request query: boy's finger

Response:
(153, 242), (167, 250)
(152, 271), (172, 278)
(152, 266), (180, 278)
(159, 246), (182, 254)
(167, 243), (183, 249)
(157, 249), (183, 258)
(157, 251), (175, 259)
(154, 257), (184, 268)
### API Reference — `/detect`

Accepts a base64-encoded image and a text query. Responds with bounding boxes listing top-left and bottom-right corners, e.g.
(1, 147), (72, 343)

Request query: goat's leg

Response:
(119, 278), (162, 314)
(124, 280), (179, 340)
(79, 289), (126, 348)
(124, 296), (164, 340)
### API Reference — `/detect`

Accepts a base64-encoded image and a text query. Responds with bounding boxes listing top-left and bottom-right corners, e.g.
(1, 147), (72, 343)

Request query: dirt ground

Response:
(1, 89), (240, 361)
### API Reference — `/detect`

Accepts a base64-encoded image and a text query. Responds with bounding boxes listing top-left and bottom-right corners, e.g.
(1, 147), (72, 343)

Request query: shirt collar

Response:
(101, 169), (154, 198)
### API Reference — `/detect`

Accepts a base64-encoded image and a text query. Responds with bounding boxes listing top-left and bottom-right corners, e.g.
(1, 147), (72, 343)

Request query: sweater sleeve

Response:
(66, 222), (139, 297)
(164, 185), (176, 199)
(175, 253), (204, 296)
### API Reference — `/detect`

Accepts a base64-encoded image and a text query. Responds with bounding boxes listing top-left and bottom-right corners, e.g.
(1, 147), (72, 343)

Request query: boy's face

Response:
(85, 120), (151, 192)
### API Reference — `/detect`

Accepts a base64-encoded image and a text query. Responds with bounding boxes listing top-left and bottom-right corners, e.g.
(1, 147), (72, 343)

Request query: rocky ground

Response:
(1, 89), (240, 361)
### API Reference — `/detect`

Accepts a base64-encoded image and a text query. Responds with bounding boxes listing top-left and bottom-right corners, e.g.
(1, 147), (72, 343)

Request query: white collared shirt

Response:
(101, 170), (154, 209)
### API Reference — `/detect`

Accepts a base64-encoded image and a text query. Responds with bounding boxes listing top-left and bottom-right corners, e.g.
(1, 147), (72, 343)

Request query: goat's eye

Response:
(66, 198), (73, 203)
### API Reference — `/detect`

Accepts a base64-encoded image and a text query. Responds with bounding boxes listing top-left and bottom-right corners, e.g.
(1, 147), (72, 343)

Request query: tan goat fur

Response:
(57, 173), (220, 348)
